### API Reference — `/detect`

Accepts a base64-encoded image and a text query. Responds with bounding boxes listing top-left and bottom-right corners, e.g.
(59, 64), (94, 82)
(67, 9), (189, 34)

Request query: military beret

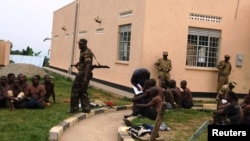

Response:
(163, 52), (168, 55)
(77, 38), (87, 44)
(224, 54), (230, 58)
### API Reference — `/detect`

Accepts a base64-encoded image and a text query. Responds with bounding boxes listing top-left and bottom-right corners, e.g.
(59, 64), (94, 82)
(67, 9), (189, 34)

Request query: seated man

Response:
(5, 78), (27, 110)
(134, 86), (164, 120)
(25, 75), (46, 109)
(180, 80), (193, 109)
(160, 80), (174, 110)
(42, 75), (56, 105)
(0, 85), (6, 108)
(212, 91), (243, 125)
(124, 78), (156, 118)
(216, 81), (236, 108)
(169, 79), (182, 109)
(240, 90), (250, 124)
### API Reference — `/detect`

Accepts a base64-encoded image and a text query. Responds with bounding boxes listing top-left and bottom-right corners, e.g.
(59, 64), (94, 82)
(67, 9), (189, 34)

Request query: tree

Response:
(11, 46), (41, 56)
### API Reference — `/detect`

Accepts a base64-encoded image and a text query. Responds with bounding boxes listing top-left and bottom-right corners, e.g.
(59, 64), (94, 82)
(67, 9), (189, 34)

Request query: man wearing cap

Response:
(154, 51), (172, 83)
(69, 38), (93, 113)
(216, 81), (236, 108)
(216, 54), (232, 92)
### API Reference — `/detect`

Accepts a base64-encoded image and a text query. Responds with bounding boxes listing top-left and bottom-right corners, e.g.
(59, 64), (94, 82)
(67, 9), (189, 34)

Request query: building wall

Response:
(49, 0), (250, 94)
(142, 0), (250, 93)
(50, 2), (76, 72)
(0, 40), (11, 66)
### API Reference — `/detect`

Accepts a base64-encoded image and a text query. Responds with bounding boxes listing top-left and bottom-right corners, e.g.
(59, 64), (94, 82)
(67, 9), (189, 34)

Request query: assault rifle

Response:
(70, 63), (110, 70)
(91, 64), (110, 69)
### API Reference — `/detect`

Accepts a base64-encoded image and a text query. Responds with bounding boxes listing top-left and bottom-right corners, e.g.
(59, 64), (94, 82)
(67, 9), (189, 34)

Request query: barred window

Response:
(118, 24), (131, 61)
(186, 27), (221, 67)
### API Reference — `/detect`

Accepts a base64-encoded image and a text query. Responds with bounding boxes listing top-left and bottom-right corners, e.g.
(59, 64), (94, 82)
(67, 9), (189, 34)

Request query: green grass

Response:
(131, 109), (212, 141)
(0, 73), (131, 141)
(0, 73), (213, 141)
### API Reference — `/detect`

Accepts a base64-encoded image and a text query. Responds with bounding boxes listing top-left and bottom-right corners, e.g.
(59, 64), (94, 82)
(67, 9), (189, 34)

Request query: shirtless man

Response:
(5, 73), (16, 110)
(160, 80), (174, 110)
(180, 80), (193, 109)
(42, 75), (56, 104)
(6, 78), (27, 110)
(212, 91), (243, 125)
(0, 84), (6, 108)
(135, 86), (164, 120)
(17, 73), (29, 92)
(124, 78), (156, 119)
(169, 79), (182, 108)
(25, 75), (45, 109)
(0, 76), (7, 108)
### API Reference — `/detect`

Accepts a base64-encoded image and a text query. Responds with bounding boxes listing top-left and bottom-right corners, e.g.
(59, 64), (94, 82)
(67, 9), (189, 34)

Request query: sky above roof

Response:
(0, 0), (75, 57)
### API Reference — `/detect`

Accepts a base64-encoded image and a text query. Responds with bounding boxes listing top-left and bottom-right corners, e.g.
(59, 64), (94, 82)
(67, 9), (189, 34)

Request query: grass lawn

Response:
(131, 109), (212, 141)
(0, 73), (213, 141)
(0, 73), (131, 141)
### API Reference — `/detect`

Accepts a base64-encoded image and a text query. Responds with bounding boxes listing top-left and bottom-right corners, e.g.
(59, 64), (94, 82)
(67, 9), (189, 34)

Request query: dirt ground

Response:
(0, 63), (49, 78)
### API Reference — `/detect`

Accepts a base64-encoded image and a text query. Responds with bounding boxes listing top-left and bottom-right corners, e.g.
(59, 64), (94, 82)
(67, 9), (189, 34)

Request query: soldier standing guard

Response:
(154, 51), (172, 83)
(216, 54), (232, 92)
(69, 38), (93, 113)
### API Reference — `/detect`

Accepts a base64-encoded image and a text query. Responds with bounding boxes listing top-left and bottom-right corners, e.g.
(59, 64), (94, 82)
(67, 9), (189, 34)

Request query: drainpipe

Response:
(69, 3), (78, 74)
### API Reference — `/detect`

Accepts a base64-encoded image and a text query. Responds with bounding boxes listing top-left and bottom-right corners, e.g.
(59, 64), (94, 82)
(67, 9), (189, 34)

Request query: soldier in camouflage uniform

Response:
(69, 38), (93, 113)
(216, 55), (232, 92)
(154, 51), (172, 83)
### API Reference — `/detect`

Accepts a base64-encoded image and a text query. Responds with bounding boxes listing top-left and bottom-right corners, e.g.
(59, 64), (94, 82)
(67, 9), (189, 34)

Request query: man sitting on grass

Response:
(25, 75), (45, 109)
(6, 78), (27, 110)
(133, 86), (164, 120)
(124, 78), (156, 119)
(211, 91), (243, 125)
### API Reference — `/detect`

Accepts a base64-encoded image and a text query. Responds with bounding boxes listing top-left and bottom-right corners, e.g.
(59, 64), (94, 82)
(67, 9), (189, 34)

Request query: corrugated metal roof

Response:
(10, 55), (45, 67)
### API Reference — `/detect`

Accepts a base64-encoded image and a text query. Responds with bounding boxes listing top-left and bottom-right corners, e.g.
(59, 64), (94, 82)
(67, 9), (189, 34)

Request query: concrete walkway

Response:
(44, 67), (135, 141)
(58, 109), (131, 141)
(44, 67), (219, 141)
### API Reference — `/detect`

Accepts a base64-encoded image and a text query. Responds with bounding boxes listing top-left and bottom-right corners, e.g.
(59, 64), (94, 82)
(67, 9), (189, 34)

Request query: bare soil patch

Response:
(0, 63), (49, 78)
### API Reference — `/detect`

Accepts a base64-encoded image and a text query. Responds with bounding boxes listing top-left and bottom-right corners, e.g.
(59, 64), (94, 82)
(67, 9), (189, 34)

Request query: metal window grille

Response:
(186, 27), (221, 67)
(118, 24), (131, 61)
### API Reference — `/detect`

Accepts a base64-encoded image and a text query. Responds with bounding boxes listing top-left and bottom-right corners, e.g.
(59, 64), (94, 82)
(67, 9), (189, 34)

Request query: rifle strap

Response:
(92, 52), (100, 66)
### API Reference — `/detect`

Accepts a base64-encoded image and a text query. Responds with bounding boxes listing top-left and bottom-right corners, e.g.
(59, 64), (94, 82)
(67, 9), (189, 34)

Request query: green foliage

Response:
(43, 56), (50, 67)
(10, 50), (22, 55)
(11, 46), (41, 56)
(9, 60), (15, 63)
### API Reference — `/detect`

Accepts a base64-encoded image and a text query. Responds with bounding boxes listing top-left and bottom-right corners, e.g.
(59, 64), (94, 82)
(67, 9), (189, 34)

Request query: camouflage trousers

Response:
(158, 71), (170, 82)
(217, 76), (229, 92)
(70, 73), (90, 112)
